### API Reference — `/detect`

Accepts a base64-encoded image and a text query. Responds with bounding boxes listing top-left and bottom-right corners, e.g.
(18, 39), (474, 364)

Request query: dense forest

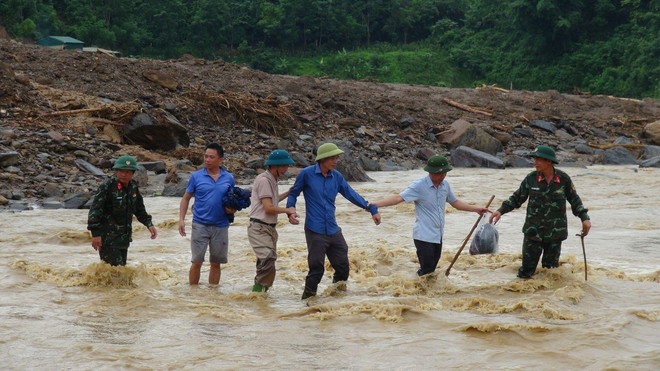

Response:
(1, 0), (659, 98)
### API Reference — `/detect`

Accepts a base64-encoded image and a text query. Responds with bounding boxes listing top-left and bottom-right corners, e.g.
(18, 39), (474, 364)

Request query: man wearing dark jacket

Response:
(88, 155), (157, 266)
(490, 145), (591, 278)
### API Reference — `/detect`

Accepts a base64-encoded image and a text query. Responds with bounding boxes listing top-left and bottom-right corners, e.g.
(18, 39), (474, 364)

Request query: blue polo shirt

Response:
(286, 164), (371, 235)
(186, 167), (234, 227)
(400, 176), (457, 244)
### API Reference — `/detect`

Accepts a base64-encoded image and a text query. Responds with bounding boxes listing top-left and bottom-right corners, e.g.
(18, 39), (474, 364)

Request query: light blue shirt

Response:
(186, 167), (234, 227)
(286, 163), (371, 235)
(400, 176), (457, 244)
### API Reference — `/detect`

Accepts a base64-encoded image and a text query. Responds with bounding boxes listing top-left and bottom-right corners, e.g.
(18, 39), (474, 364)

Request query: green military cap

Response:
(265, 149), (295, 166)
(315, 143), (344, 161)
(112, 155), (139, 171)
(424, 155), (453, 173)
(529, 145), (558, 164)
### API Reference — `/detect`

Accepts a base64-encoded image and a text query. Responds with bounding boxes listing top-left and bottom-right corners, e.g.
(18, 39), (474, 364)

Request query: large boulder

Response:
(139, 161), (167, 174)
(74, 158), (106, 177)
(63, 192), (92, 209)
(642, 145), (660, 160)
(640, 156), (660, 168)
(643, 121), (660, 145)
(143, 70), (179, 90)
(437, 119), (502, 155)
(124, 109), (190, 151)
(530, 119), (557, 134)
(451, 146), (504, 169)
(0, 145), (19, 167)
(334, 140), (374, 182)
(359, 155), (381, 171)
(162, 171), (192, 197)
(601, 147), (637, 165)
(505, 155), (534, 168)
(134, 165), (149, 188)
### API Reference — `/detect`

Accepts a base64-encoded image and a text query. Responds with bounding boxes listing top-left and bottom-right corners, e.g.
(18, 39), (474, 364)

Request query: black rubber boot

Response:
(301, 287), (316, 300)
(517, 267), (534, 279)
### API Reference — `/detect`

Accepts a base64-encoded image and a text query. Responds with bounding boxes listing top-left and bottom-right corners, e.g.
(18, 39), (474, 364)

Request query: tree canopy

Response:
(1, 0), (658, 98)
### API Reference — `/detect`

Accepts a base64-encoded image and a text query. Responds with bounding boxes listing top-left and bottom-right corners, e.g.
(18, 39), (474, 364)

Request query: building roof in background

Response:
(39, 36), (84, 45)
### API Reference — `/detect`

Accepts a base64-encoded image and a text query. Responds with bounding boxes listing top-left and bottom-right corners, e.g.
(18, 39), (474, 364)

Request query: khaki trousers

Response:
(247, 221), (278, 287)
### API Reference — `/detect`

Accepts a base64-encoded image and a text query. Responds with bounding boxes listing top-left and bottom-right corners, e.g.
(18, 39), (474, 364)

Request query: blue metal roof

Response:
(40, 36), (84, 44)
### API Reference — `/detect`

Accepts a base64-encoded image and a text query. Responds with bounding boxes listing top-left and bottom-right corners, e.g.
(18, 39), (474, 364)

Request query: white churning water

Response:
(1, 166), (658, 369)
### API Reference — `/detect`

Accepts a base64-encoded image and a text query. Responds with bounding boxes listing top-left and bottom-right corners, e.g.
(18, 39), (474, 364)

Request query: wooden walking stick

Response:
(445, 195), (495, 277)
(576, 233), (588, 281)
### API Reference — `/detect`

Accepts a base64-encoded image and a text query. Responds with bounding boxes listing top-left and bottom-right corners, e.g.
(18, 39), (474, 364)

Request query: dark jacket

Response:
(498, 168), (589, 241)
(87, 176), (153, 249)
(223, 186), (251, 223)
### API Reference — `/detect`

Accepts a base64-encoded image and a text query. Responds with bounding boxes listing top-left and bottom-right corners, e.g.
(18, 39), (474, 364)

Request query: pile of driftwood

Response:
(37, 83), (141, 127)
(37, 85), (301, 140)
(180, 89), (299, 136)
(42, 101), (141, 127)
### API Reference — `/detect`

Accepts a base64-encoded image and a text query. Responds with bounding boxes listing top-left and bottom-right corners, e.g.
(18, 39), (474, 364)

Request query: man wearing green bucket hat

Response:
(490, 145), (591, 279)
(87, 155), (157, 266)
(287, 142), (381, 299)
(370, 155), (490, 276)
(247, 149), (298, 292)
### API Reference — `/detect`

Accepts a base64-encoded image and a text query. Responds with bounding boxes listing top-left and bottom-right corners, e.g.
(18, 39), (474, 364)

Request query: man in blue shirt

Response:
(287, 143), (381, 299)
(178, 143), (235, 285)
(370, 155), (489, 276)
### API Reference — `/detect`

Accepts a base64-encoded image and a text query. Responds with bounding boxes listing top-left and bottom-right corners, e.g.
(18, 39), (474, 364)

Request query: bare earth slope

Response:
(1, 39), (659, 204)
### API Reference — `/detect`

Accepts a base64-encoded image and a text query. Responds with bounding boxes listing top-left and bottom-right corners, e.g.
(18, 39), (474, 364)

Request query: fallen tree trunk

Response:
(42, 107), (106, 117)
(587, 142), (646, 150)
(91, 117), (124, 126)
(441, 98), (493, 117)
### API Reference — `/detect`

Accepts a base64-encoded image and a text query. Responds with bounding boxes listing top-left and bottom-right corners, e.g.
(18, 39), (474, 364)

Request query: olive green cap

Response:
(315, 143), (344, 161)
(113, 155), (139, 171)
(529, 145), (558, 164)
(423, 155), (453, 173)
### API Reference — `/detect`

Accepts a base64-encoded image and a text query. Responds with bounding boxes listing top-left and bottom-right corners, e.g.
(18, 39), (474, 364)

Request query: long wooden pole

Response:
(445, 195), (495, 277)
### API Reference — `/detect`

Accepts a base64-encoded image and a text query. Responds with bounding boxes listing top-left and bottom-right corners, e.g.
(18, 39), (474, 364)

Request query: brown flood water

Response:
(1, 166), (658, 369)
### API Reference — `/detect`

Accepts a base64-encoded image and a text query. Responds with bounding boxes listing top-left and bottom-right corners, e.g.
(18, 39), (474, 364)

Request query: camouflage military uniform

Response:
(87, 176), (153, 266)
(498, 169), (589, 277)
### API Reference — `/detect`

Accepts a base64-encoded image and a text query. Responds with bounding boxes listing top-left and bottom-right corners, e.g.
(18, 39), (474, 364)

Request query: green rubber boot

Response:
(252, 283), (269, 292)
(252, 283), (264, 292)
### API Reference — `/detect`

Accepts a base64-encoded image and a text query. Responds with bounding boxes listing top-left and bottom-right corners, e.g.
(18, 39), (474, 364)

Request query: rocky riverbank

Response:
(1, 38), (660, 211)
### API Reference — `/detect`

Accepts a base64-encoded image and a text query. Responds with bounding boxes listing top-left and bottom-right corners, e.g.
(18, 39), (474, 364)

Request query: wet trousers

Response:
(303, 228), (349, 293)
(414, 239), (443, 276)
(99, 246), (128, 266)
(247, 221), (278, 287)
(519, 235), (562, 277)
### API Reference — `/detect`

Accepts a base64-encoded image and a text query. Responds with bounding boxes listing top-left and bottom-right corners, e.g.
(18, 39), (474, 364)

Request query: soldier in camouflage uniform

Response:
(88, 155), (157, 266)
(490, 145), (591, 278)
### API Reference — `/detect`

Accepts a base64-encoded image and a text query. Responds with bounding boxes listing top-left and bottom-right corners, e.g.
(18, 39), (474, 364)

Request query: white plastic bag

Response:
(469, 215), (499, 255)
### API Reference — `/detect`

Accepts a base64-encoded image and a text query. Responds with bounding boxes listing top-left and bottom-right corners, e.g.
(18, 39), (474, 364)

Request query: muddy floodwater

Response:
(1, 166), (658, 369)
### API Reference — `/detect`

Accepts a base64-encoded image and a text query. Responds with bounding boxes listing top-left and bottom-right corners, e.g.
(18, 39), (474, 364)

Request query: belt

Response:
(250, 218), (277, 227)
